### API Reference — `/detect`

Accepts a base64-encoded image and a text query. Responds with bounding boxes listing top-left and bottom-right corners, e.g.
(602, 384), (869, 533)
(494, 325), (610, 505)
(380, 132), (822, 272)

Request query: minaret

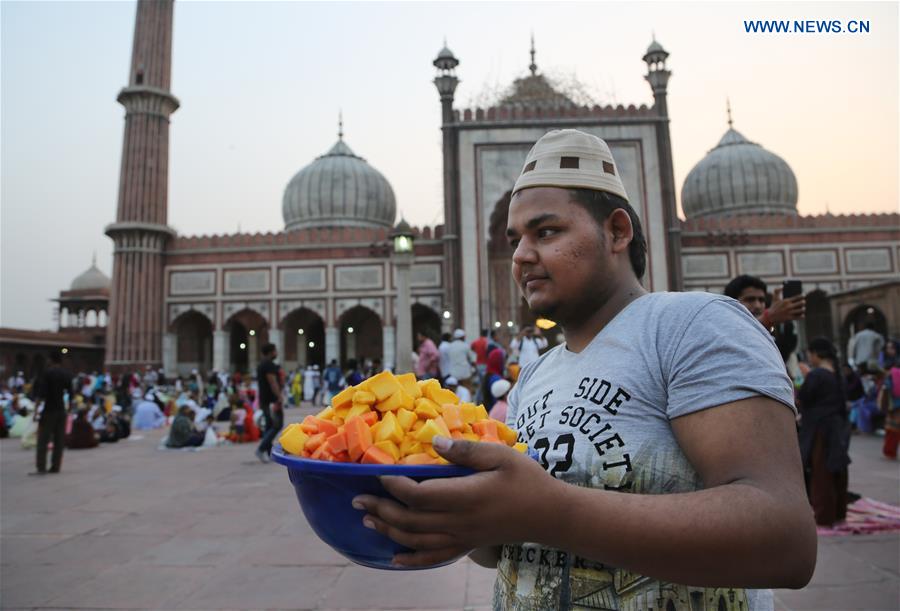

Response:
(643, 36), (683, 291)
(432, 42), (463, 328)
(105, 0), (179, 370)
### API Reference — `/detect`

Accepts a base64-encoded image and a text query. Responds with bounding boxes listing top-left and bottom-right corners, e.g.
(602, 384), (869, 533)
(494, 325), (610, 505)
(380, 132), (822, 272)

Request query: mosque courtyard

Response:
(1, 406), (897, 611)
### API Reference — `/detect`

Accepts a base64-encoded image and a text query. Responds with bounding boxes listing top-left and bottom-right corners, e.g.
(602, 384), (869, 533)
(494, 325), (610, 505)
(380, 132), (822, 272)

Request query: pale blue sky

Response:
(2, 1), (897, 330)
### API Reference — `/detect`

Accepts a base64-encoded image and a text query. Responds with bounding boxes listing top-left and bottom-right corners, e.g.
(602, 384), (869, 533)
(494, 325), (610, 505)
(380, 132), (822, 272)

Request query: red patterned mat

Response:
(817, 497), (900, 536)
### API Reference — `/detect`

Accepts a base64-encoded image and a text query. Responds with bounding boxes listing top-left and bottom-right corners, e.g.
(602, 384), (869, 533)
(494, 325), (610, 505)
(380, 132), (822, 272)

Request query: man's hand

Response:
(352, 437), (557, 568)
(766, 295), (805, 325)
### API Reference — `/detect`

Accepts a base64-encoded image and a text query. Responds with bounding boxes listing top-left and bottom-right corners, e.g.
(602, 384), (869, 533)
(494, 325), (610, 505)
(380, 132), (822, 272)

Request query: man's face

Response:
(737, 287), (767, 318)
(507, 187), (614, 324)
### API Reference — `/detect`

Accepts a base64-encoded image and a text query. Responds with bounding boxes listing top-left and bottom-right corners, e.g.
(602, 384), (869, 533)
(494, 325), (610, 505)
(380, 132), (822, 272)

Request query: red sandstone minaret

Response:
(105, 0), (179, 370)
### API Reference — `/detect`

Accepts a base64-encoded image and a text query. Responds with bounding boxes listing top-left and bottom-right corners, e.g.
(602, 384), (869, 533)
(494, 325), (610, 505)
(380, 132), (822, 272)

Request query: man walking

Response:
(32, 351), (72, 474)
(255, 343), (283, 463)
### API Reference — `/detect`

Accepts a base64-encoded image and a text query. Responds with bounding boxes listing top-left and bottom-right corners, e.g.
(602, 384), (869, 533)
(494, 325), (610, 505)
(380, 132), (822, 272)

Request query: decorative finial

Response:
(726, 98), (733, 128)
(652, 30), (656, 42)
(338, 110), (343, 141)
(92, 251), (97, 267)
(529, 32), (537, 76)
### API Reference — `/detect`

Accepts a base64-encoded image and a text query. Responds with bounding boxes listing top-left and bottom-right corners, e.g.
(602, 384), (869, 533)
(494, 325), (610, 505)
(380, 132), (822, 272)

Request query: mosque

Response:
(1, 0), (898, 380)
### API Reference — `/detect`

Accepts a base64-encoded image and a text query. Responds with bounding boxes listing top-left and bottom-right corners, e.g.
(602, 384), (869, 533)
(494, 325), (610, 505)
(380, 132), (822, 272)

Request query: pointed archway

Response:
(339, 305), (382, 369)
(281, 307), (326, 370)
(225, 308), (269, 374)
(171, 310), (213, 376)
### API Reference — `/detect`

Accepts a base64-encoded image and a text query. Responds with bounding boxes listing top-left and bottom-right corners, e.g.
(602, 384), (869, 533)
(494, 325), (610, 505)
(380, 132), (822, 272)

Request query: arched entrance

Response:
(281, 307), (325, 370)
(842, 304), (888, 365)
(412, 303), (441, 349)
(172, 310), (213, 376)
(226, 309), (269, 374)
(339, 305), (382, 369)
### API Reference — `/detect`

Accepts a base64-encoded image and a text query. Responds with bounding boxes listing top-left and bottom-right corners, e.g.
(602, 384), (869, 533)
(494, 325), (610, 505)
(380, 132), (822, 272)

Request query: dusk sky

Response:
(2, 1), (897, 330)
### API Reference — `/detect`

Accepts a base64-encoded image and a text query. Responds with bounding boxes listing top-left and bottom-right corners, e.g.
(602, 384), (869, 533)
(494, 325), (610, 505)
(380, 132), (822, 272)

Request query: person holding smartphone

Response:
(725, 275), (805, 362)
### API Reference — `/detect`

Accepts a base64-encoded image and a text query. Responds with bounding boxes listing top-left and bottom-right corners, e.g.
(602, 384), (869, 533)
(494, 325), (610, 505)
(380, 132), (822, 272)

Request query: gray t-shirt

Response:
(494, 292), (796, 611)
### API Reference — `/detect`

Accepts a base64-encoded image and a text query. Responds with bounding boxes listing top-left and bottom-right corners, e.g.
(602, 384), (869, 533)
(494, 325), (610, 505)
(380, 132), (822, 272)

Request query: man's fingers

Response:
(354, 493), (450, 532)
(362, 514), (457, 550)
(392, 546), (472, 568)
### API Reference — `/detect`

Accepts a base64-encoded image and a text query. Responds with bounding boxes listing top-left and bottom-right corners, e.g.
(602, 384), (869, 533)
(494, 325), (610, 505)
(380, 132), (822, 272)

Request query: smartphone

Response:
(782, 279), (803, 299)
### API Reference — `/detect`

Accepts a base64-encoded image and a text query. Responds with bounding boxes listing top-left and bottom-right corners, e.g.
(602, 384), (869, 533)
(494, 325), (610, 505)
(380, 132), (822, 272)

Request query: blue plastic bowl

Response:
(271, 445), (474, 570)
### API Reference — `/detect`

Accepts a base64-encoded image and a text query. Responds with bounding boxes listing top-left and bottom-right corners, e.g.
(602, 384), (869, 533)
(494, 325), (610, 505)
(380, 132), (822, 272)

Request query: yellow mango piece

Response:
(417, 378), (439, 391)
(424, 443), (439, 458)
(374, 440), (401, 462)
(316, 406), (335, 420)
(278, 424), (309, 456)
(411, 420), (426, 432)
(496, 422), (518, 445)
(396, 408), (417, 432)
(475, 404), (489, 421)
(513, 442), (528, 453)
(462, 432), (480, 442)
(435, 455), (451, 465)
(396, 373), (422, 399)
(425, 384), (459, 407)
(346, 404), (372, 421)
(414, 397), (440, 419)
(462, 423), (474, 435)
(376, 388), (414, 413)
(331, 386), (356, 410)
(459, 402), (479, 424)
(414, 416), (452, 444)
(353, 390), (377, 405)
(333, 406), (351, 421)
(375, 411), (404, 444)
(399, 437), (424, 457)
(368, 370), (401, 401)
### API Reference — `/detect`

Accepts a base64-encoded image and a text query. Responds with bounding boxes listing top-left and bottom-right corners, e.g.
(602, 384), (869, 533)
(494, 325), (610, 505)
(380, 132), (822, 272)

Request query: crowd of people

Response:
(724, 273), (899, 527)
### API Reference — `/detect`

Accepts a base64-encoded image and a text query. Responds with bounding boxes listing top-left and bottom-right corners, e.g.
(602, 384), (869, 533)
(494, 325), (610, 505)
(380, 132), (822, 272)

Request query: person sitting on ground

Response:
(488, 379), (512, 423)
(230, 399), (247, 441)
(133, 392), (166, 430)
(166, 405), (204, 448)
(66, 409), (99, 449)
(98, 414), (120, 443)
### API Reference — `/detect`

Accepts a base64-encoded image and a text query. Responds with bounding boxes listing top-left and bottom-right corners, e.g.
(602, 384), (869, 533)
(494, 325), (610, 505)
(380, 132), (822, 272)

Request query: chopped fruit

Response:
(352, 390), (377, 405)
(367, 370), (402, 401)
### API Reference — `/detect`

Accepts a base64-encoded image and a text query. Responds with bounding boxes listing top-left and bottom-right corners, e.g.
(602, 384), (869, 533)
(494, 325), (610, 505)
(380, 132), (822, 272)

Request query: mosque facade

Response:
(1, 0), (898, 380)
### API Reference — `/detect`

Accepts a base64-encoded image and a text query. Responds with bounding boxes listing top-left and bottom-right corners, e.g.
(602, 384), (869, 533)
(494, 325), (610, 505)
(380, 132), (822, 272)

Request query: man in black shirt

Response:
(255, 343), (283, 463)
(33, 351), (72, 474)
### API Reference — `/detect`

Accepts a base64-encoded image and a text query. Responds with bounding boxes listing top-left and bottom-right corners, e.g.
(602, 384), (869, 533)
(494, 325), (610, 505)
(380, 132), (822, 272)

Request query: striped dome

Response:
(681, 128), (798, 219)
(282, 140), (396, 231)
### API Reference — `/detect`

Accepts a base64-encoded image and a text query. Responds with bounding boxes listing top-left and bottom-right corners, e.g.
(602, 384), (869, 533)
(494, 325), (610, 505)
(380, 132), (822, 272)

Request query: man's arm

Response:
(265, 372), (282, 404)
(355, 397), (816, 588)
(549, 397), (815, 587)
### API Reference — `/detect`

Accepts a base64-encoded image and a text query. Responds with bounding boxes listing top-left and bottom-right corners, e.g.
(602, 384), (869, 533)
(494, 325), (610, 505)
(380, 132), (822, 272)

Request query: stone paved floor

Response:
(1, 406), (897, 610)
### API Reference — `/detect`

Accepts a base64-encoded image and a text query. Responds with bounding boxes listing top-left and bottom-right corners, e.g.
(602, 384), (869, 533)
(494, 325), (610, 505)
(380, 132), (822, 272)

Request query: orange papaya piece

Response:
(305, 431), (327, 453)
(361, 411), (379, 426)
(324, 429), (348, 455)
(361, 445), (397, 465)
(313, 417), (338, 438)
(300, 415), (319, 434)
(345, 416), (373, 462)
(472, 420), (498, 439)
(440, 404), (464, 431)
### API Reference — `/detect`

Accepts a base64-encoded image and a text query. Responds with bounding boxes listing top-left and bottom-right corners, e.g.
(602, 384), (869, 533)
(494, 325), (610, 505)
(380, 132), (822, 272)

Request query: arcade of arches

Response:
(162, 303), (446, 377)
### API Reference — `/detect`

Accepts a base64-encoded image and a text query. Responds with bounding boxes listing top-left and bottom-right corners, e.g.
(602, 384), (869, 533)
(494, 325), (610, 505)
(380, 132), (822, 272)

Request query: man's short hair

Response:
(261, 343), (276, 356)
(567, 188), (647, 280)
(724, 275), (767, 299)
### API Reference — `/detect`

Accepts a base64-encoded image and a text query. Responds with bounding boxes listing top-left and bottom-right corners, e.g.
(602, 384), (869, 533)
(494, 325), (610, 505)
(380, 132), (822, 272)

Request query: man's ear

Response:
(606, 209), (634, 254)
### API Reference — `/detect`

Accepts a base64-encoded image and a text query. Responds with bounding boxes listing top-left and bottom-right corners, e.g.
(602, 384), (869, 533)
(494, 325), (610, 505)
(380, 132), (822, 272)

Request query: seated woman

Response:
(67, 409), (99, 449)
(166, 406), (204, 448)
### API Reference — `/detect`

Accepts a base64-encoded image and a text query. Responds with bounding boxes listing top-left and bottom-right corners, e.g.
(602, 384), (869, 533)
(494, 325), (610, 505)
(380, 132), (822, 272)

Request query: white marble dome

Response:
(282, 139), (396, 231)
(70, 260), (110, 291)
(681, 128), (798, 219)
